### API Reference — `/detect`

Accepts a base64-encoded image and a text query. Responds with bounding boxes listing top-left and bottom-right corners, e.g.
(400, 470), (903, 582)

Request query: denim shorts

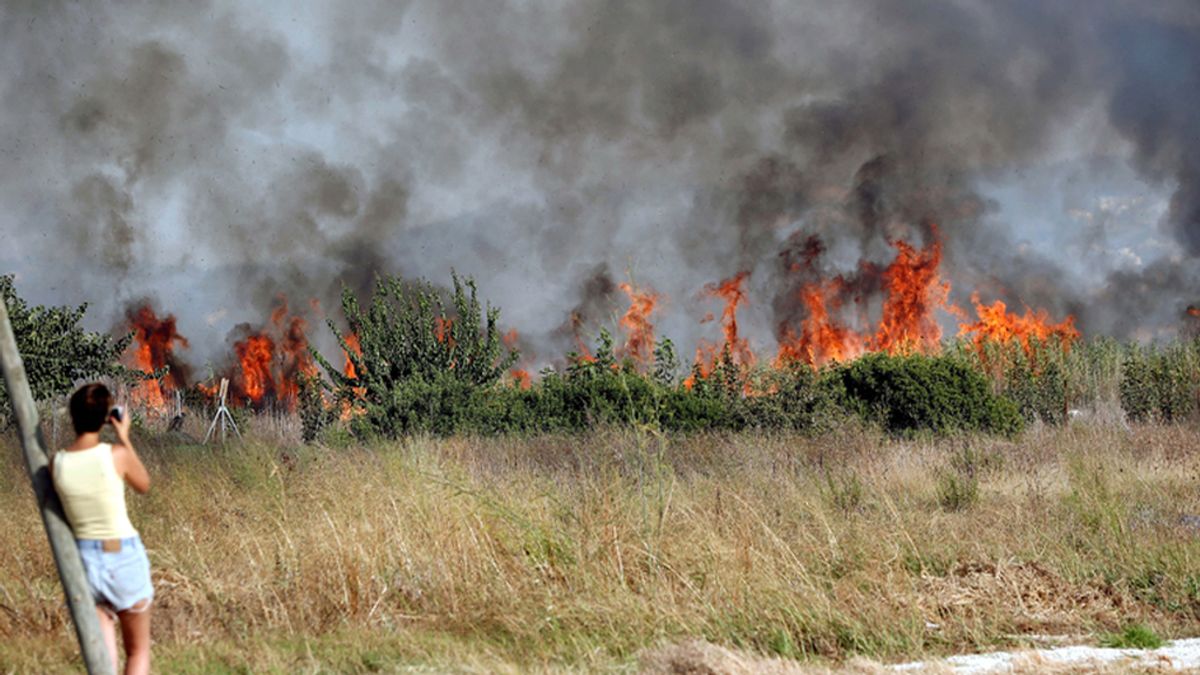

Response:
(76, 536), (154, 613)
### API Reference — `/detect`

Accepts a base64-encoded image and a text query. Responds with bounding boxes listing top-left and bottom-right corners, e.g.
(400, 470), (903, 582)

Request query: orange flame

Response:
(434, 316), (455, 347)
(277, 308), (317, 403)
(343, 333), (362, 379)
(123, 304), (189, 409)
(234, 334), (275, 405)
(959, 295), (1079, 355)
(777, 278), (865, 367)
(618, 282), (658, 365)
(1188, 305), (1200, 318)
(708, 271), (754, 365)
(776, 229), (952, 367)
(568, 312), (596, 363)
(503, 329), (534, 388)
(869, 234), (952, 354)
(686, 271), (755, 388)
(338, 332), (365, 420)
(229, 297), (316, 410)
(511, 369), (532, 389)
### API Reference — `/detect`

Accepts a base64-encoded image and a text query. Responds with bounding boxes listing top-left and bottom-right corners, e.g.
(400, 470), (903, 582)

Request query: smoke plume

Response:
(2, 0), (1198, 368)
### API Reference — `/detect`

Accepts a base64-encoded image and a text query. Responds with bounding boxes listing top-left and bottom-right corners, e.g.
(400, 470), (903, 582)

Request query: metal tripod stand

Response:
(202, 378), (242, 444)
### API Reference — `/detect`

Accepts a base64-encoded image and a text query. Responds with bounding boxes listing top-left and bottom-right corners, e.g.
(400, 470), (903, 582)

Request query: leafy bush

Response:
(822, 469), (866, 513)
(299, 272), (1200, 440)
(830, 352), (1023, 436)
(953, 335), (1198, 426)
(297, 372), (332, 443)
(450, 332), (739, 434)
(1063, 338), (1124, 415)
(950, 444), (1003, 476)
(1, 275), (132, 422)
(936, 469), (979, 512)
(1006, 354), (1067, 424)
(313, 299), (846, 437)
(470, 350), (1006, 438)
(313, 273), (519, 439)
(1120, 341), (1200, 423)
(1099, 623), (1165, 649)
(948, 337), (1075, 424)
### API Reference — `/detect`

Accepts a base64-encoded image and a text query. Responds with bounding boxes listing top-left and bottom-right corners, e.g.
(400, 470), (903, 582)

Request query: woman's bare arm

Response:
(111, 413), (150, 494)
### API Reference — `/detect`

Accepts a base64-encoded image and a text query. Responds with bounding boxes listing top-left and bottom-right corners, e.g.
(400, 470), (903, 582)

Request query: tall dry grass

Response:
(1, 421), (1199, 672)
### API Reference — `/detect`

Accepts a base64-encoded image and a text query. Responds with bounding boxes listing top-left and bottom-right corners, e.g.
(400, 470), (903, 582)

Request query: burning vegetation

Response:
(959, 297), (1079, 356)
(116, 226), (1089, 416)
(617, 282), (659, 365)
(503, 329), (533, 390)
(225, 298), (318, 409)
(125, 298), (318, 412)
(676, 228), (1079, 390)
(123, 304), (190, 409)
(773, 234), (951, 368)
(684, 272), (755, 389)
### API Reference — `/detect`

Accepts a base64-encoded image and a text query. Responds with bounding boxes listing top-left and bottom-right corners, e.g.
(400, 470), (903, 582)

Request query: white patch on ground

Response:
(890, 638), (1200, 673)
(641, 638), (1200, 674)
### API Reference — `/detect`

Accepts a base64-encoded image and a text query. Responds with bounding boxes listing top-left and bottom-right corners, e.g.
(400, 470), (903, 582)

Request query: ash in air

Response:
(2, 0), (1199, 377)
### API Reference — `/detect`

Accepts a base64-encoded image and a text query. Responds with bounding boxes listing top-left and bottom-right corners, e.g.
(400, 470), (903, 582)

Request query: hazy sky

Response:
(1, 0), (1197, 366)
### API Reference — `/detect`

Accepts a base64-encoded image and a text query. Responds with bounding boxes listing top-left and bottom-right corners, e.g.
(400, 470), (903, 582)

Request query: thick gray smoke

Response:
(1, 0), (1198, 369)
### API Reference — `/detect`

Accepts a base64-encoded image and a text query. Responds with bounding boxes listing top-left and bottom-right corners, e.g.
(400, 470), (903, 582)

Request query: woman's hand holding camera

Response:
(110, 406), (132, 444)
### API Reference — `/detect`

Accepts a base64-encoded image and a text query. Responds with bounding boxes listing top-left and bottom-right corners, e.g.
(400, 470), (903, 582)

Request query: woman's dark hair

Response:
(69, 383), (113, 435)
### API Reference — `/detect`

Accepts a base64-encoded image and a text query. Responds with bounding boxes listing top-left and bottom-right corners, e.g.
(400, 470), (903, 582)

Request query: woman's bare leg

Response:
(96, 606), (118, 674)
(117, 602), (151, 675)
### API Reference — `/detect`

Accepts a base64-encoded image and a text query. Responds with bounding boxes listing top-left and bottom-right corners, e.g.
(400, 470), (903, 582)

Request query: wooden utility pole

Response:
(0, 300), (113, 674)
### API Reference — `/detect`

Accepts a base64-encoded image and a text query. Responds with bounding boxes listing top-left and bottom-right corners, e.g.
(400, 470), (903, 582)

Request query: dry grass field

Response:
(2, 421), (1199, 672)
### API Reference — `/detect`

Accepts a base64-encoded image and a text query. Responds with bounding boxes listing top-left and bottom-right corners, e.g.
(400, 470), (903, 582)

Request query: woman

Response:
(52, 383), (152, 675)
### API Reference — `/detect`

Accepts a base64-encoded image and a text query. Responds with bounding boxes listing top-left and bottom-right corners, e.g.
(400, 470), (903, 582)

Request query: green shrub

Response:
(1099, 623), (1165, 649)
(953, 335), (1199, 425)
(297, 372), (333, 443)
(1065, 338), (1123, 414)
(1120, 341), (1200, 423)
(311, 302), (851, 438)
(948, 337), (1074, 424)
(950, 444), (1003, 476)
(830, 352), (1023, 436)
(296, 273), (1200, 441)
(1, 274), (133, 422)
(1006, 353), (1068, 424)
(313, 273), (519, 439)
(936, 469), (979, 512)
(822, 470), (866, 514)
(937, 445), (986, 512)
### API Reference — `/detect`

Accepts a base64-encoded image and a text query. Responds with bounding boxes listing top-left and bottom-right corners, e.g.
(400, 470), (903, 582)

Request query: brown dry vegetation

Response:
(2, 422), (1199, 673)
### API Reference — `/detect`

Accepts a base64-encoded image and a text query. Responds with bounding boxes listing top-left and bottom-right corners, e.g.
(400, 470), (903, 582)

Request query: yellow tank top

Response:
(52, 443), (137, 540)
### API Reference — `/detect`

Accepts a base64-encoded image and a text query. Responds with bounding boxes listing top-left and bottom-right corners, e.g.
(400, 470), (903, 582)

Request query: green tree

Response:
(1, 275), (133, 421)
(652, 337), (680, 386)
(313, 272), (519, 438)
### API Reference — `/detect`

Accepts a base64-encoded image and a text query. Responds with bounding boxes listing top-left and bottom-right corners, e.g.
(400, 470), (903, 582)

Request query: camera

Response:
(110, 406), (125, 423)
